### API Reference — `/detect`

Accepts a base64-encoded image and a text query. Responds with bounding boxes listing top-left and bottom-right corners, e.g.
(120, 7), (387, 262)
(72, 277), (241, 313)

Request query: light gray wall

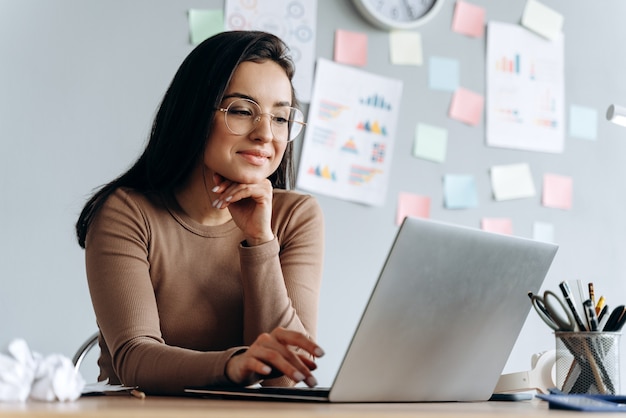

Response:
(2, 0), (626, 387)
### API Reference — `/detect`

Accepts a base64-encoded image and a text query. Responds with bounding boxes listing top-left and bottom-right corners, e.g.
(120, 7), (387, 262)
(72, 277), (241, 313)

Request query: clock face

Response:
(353, 0), (443, 30)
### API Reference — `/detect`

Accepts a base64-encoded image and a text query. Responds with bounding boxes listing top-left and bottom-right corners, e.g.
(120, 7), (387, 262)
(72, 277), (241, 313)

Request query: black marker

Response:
(602, 305), (625, 332)
(559, 281), (587, 331)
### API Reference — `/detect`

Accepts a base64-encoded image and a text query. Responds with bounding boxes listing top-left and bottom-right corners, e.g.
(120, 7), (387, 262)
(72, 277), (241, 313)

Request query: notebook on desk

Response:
(186, 217), (558, 403)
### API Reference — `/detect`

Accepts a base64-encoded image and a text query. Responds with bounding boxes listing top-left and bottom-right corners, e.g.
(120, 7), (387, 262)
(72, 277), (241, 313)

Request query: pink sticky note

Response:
(449, 87), (484, 126)
(481, 218), (513, 235)
(397, 192), (431, 226)
(452, 1), (486, 38)
(542, 173), (573, 210)
(334, 29), (367, 67)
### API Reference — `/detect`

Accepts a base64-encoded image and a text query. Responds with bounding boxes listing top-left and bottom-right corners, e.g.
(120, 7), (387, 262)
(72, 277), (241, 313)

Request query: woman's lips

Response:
(237, 149), (271, 166)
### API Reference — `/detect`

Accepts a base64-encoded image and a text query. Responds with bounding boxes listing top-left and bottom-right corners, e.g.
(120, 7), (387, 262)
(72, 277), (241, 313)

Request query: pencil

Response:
(131, 389), (146, 399)
(595, 296), (606, 316)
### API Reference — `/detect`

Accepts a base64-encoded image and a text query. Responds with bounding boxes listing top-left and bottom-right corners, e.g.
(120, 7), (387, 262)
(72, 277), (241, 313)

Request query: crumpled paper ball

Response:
(0, 339), (85, 402)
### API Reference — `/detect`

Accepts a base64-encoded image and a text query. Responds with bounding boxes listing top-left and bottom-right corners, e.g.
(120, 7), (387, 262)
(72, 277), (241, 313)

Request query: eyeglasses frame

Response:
(216, 98), (306, 142)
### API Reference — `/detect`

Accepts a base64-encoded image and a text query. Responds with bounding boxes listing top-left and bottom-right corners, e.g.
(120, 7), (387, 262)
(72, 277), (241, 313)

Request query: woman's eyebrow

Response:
(222, 92), (253, 101)
(222, 93), (292, 107)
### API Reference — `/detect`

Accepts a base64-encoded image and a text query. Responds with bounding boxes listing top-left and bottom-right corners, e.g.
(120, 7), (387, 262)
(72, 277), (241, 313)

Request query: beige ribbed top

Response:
(84, 187), (324, 394)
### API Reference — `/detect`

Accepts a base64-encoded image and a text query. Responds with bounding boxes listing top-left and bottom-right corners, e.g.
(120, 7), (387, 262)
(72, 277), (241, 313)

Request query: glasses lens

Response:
(224, 99), (259, 136)
(287, 108), (305, 141)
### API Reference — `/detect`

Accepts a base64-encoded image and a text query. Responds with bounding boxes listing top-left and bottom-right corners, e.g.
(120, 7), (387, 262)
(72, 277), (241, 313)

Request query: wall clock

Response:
(351, 0), (444, 30)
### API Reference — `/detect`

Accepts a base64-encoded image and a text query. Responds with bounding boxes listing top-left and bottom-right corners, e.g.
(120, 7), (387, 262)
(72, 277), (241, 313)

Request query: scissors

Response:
(528, 291), (577, 331)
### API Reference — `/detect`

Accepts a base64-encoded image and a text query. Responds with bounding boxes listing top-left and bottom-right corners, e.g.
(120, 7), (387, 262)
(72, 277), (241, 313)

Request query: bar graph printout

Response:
(296, 58), (403, 206)
(486, 21), (564, 153)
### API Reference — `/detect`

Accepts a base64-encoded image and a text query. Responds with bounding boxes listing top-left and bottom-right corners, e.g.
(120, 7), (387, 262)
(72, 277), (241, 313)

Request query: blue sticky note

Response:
(429, 56), (460, 92)
(444, 174), (478, 209)
(569, 105), (597, 140)
(533, 221), (555, 243)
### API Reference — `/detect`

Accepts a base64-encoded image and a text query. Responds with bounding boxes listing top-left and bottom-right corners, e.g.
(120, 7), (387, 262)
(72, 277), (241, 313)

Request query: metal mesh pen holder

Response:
(555, 331), (621, 395)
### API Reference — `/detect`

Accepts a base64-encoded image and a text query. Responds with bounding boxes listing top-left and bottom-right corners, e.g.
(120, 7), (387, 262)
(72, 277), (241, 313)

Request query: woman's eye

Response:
(229, 108), (254, 117)
(273, 116), (289, 125)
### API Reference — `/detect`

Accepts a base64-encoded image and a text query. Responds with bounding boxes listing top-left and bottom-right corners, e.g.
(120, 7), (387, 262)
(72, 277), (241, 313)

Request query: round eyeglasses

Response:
(217, 98), (306, 142)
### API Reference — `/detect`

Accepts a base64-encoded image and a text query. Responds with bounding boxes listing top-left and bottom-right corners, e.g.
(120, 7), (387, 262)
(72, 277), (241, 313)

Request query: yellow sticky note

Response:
(521, 0), (564, 40)
(389, 31), (423, 66)
(188, 9), (224, 45)
(490, 163), (535, 201)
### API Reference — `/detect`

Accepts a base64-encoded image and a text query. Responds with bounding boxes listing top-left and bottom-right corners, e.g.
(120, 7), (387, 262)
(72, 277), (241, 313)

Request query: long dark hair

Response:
(75, 31), (298, 248)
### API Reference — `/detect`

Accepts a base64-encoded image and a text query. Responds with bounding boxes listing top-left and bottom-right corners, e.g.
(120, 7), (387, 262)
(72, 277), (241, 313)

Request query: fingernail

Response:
(211, 186), (219, 192)
(212, 199), (220, 208)
(305, 375), (318, 387)
(293, 371), (305, 383)
(314, 347), (325, 357)
(261, 365), (272, 375)
(224, 196), (232, 202)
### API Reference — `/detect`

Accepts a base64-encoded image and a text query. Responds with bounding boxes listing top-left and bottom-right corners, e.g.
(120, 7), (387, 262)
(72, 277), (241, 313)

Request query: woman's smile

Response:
(236, 148), (272, 166)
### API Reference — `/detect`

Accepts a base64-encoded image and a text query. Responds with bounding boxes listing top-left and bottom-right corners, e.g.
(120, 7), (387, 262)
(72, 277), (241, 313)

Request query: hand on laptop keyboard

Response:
(225, 327), (325, 388)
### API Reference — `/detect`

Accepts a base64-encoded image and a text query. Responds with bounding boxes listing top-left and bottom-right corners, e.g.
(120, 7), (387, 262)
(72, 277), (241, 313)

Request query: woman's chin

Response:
(228, 173), (270, 185)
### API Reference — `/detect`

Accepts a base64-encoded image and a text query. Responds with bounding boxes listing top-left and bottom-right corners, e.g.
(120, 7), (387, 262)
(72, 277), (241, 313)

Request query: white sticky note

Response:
(490, 163), (535, 201)
(521, 0), (564, 41)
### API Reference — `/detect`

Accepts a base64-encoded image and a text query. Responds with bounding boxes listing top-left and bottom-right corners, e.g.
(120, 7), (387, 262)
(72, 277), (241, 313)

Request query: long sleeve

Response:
(239, 194), (324, 387)
(84, 188), (324, 394)
(239, 194), (324, 344)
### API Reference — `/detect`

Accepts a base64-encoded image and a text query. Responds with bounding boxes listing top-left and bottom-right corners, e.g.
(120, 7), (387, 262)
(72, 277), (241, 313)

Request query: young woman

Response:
(75, 31), (325, 395)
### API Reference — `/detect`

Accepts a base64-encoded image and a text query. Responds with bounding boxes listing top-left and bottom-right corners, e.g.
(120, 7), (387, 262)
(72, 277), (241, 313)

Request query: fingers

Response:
(211, 173), (271, 210)
(210, 173), (233, 209)
(251, 329), (324, 387)
(272, 327), (325, 359)
(225, 329), (325, 387)
(225, 352), (273, 387)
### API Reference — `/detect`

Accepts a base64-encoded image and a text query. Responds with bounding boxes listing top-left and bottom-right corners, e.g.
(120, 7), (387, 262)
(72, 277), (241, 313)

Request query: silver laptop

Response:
(186, 217), (558, 402)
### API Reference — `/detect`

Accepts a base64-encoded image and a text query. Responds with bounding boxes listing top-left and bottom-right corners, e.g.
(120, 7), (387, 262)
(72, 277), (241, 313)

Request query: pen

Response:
(559, 281), (587, 331)
(573, 280), (586, 320)
(602, 306), (624, 331)
(613, 307), (626, 332)
(598, 305), (610, 329)
(588, 282), (595, 307)
(583, 299), (599, 331)
(602, 305), (626, 332)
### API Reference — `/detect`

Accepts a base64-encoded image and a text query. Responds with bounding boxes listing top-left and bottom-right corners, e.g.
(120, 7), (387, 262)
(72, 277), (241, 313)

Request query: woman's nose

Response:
(250, 113), (274, 142)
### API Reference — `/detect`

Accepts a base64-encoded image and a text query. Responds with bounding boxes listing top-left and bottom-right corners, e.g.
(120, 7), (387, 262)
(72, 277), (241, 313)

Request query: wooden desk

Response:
(0, 395), (611, 417)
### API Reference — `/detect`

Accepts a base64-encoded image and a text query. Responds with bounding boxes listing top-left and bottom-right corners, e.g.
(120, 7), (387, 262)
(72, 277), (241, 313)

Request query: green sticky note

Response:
(189, 9), (224, 45)
(413, 123), (448, 163)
